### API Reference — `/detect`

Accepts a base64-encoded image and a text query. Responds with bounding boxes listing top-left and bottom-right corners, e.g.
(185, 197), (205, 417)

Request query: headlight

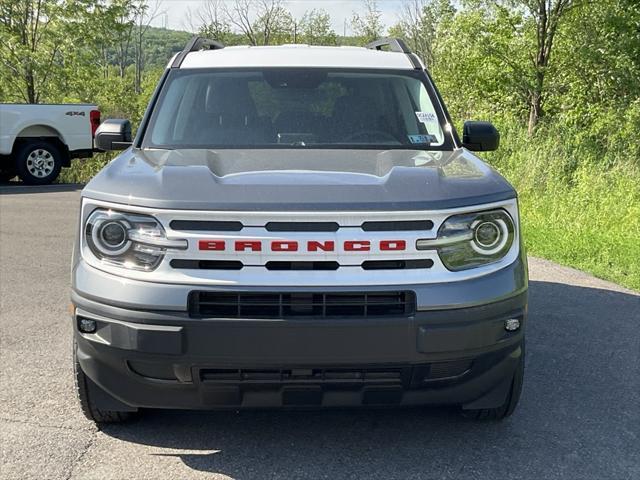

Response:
(416, 209), (515, 271)
(84, 209), (187, 271)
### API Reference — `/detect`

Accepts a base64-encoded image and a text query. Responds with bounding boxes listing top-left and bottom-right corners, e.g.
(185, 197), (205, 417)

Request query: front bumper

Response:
(73, 278), (527, 410)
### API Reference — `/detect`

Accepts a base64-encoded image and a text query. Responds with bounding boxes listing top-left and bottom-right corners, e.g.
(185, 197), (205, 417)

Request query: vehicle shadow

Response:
(101, 281), (639, 480)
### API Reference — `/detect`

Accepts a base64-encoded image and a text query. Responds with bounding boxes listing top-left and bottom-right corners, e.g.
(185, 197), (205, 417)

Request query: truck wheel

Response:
(15, 140), (64, 185)
(464, 342), (525, 420)
(73, 340), (136, 424)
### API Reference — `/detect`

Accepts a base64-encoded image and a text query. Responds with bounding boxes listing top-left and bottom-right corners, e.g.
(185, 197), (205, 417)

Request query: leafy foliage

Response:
(299, 9), (337, 45)
(351, 0), (385, 42)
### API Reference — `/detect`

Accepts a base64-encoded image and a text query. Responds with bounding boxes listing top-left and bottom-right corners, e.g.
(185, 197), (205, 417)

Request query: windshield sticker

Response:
(408, 134), (437, 145)
(415, 111), (437, 124)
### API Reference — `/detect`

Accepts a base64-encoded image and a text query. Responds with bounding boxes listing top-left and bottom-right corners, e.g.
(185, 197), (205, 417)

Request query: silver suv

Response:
(73, 37), (527, 423)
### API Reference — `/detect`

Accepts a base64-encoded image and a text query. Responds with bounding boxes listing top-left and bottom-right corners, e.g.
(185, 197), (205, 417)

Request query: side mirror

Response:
(94, 119), (132, 151)
(462, 121), (500, 151)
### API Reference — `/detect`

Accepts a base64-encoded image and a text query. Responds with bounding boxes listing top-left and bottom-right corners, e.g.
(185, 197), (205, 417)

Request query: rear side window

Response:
(146, 68), (451, 150)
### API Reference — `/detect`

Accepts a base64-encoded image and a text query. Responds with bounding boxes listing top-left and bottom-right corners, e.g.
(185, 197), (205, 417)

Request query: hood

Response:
(82, 148), (516, 211)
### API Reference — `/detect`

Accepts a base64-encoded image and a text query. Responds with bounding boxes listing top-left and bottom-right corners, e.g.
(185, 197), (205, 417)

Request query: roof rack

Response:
(365, 37), (423, 70)
(365, 38), (411, 54)
(171, 36), (225, 69)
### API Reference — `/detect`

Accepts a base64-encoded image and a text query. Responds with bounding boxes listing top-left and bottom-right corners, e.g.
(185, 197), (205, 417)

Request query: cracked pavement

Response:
(1, 188), (638, 479)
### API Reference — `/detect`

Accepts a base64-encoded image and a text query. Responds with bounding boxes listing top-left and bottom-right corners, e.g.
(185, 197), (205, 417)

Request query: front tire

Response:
(74, 340), (137, 424)
(464, 342), (525, 420)
(15, 140), (64, 185)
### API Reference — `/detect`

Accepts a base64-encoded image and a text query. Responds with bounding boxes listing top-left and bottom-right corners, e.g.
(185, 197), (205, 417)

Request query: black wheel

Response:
(15, 140), (64, 185)
(464, 342), (525, 420)
(74, 339), (136, 424)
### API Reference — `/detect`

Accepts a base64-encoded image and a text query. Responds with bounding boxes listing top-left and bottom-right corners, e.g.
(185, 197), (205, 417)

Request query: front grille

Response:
(189, 291), (416, 318)
(361, 259), (434, 270)
(361, 220), (434, 231)
(171, 259), (243, 270)
(169, 219), (434, 232)
(169, 220), (243, 231)
(265, 261), (339, 271)
(266, 222), (339, 232)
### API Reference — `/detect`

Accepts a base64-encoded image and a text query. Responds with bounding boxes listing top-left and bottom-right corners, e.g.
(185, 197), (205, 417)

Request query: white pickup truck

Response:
(0, 104), (100, 184)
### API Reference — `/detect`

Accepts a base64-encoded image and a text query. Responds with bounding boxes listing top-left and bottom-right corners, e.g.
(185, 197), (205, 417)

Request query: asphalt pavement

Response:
(0, 187), (638, 480)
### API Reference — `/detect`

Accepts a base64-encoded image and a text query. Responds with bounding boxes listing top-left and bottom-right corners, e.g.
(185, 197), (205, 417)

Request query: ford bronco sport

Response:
(72, 37), (527, 423)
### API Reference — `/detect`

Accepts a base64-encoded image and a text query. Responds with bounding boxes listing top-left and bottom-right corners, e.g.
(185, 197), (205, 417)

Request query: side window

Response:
(172, 77), (203, 141)
(151, 77), (186, 145)
(151, 75), (203, 145)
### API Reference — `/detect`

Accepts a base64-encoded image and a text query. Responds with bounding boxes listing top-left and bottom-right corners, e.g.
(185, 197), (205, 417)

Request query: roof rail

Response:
(365, 37), (423, 70)
(365, 38), (411, 54)
(171, 36), (225, 69)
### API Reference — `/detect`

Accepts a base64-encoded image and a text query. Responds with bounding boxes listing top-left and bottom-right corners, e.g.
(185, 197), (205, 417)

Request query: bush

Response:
(57, 154), (113, 184)
(486, 122), (640, 290)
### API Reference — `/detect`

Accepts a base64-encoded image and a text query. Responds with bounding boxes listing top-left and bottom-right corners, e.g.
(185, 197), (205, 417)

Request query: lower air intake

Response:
(189, 291), (416, 318)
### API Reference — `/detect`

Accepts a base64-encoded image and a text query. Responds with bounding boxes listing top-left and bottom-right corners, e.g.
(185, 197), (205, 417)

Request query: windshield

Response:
(144, 68), (452, 150)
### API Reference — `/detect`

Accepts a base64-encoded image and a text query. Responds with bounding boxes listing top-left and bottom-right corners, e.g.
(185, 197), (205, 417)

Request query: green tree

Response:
(545, 0), (640, 164)
(521, 0), (576, 133)
(194, 0), (232, 43)
(225, 0), (293, 46)
(0, 0), (68, 103)
(133, 0), (163, 94)
(389, 0), (455, 66)
(351, 0), (385, 43)
(298, 9), (337, 45)
(418, 0), (578, 133)
(429, 3), (531, 123)
(254, 1), (293, 45)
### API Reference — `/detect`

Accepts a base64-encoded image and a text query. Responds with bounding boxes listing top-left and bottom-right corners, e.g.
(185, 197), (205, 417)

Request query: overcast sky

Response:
(150, 0), (406, 36)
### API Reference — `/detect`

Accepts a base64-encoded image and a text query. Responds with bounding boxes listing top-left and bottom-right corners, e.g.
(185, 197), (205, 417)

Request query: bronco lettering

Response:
(198, 239), (407, 252)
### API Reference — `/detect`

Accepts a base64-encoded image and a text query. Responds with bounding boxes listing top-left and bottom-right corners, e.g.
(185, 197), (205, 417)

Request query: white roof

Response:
(178, 45), (416, 70)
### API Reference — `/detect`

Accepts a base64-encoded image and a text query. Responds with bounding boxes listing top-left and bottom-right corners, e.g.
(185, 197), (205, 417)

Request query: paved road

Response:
(1, 189), (638, 480)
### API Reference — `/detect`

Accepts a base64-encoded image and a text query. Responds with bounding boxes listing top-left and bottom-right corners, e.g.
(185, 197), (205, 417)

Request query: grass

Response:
(59, 130), (640, 292)
(517, 172), (640, 290)
(488, 127), (640, 291)
(58, 155), (112, 184)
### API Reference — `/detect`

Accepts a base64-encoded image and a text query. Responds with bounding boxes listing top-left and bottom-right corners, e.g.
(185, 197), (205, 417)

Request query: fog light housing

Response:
(78, 317), (97, 334)
(504, 318), (520, 332)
